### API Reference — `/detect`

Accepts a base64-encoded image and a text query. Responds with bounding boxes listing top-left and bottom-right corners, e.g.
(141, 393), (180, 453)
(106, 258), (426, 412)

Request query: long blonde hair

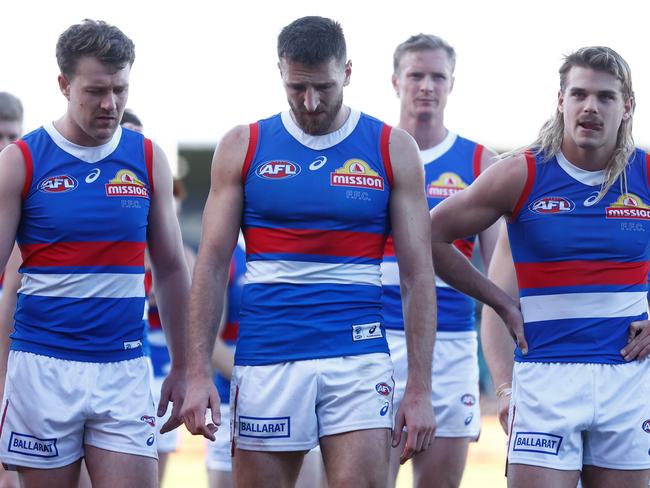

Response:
(505, 46), (635, 201)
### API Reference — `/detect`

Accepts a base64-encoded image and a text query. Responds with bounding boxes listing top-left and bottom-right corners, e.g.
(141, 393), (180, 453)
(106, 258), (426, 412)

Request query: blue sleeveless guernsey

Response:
(508, 150), (650, 364)
(12, 123), (153, 362)
(236, 110), (393, 365)
(214, 239), (246, 403)
(382, 132), (484, 333)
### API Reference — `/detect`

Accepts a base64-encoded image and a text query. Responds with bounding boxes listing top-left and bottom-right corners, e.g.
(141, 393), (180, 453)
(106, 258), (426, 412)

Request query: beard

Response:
(289, 93), (344, 135)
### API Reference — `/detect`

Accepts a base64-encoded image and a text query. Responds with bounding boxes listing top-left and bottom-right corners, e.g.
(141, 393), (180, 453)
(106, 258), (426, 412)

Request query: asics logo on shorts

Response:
(379, 402), (390, 416)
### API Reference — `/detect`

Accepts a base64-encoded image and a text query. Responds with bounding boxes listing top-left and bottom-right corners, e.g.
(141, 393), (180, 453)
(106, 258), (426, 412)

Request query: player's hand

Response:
(391, 387), (436, 464)
(158, 366), (186, 434)
(179, 373), (221, 441)
(494, 383), (512, 434)
(621, 319), (650, 361)
(496, 298), (528, 355)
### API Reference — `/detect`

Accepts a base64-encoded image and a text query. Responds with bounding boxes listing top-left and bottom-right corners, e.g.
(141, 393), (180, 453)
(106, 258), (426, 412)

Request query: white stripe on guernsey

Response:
(520, 291), (648, 322)
(20, 273), (145, 299)
(380, 261), (449, 288)
(246, 260), (381, 286)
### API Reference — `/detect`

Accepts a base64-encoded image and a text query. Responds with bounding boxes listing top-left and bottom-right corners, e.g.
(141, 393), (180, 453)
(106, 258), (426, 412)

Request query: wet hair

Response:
(507, 46), (635, 202)
(56, 19), (135, 78)
(277, 16), (346, 66)
(393, 34), (456, 74)
(0, 92), (23, 122)
(120, 108), (142, 128)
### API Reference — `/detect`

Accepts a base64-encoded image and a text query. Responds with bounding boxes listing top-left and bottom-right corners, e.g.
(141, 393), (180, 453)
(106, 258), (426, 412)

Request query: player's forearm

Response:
(401, 271), (436, 393)
(187, 259), (230, 379)
(431, 242), (515, 316)
(155, 263), (191, 369)
(481, 306), (515, 388)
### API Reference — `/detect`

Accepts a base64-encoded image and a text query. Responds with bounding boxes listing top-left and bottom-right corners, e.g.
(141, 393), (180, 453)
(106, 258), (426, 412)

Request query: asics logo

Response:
(584, 192), (600, 207)
(85, 168), (101, 183)
(309, 156), (327, 171)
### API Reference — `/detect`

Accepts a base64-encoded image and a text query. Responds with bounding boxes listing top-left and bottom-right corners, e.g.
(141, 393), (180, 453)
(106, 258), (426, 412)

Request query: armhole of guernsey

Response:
(15, 140), (34, 200)
(509, 151), (537, 221)
(144, 137), (154, 196)
(379, 124), (394, 188)
(240, 122), (260, 183)
(472, 144), (485, 179)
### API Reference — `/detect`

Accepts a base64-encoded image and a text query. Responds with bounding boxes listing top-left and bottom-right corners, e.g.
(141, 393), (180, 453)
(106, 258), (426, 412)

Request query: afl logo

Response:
(460, 394), (476, 406)
(642, 420), (650, 433)
(256, 160), (301, 180)
(39, 175), (78, 193)
(375, 383), (392, 396)
(529, 196), (575, 214)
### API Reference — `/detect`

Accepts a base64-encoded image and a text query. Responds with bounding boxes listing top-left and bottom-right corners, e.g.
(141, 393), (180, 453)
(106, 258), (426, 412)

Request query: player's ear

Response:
(58, 74), (71, 100)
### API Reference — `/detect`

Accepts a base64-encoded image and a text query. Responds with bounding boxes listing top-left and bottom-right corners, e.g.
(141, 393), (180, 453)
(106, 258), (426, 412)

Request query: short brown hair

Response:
(56, 19), (135, 78)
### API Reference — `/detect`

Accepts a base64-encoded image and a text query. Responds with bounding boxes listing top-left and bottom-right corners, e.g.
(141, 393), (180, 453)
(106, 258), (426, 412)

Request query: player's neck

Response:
(53, 115), (112, 147)
(399, 115), (447, 151)
(561, 139), (615, 171)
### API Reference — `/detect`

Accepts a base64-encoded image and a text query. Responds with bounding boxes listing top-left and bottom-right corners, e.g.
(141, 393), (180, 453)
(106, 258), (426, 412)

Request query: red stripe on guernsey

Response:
(380, 124), (394, 188)
(646, 153), (650, 188)
(510, 151), (537, 221)
(221, 321), (239, 342)
(148, 308), (161, 329)
(384, 236), (395, 257)
(454, 239), (474, 260)
(241, 123), (260, 182)
(144, 138), (154, 196)
(472, 144), (484, 179)
(15, 140), (34, 200)
(245, 228), (385, 259)
(515, 260), (650, 289)
(20, 241), (146, 268)
(144, 270), (153, 295)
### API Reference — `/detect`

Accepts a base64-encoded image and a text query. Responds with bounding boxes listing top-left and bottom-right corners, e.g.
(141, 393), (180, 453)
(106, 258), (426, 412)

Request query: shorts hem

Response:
(206, 461), (232, 472)
(583, 458), (650, 470)
(435, 430), (480, 440)
(1, 453), (83, 470)
(319, 421), (392, 438)
(84, 441), (158, 460)
(508, 458), (580, 471)
(234, 440), (317, 452)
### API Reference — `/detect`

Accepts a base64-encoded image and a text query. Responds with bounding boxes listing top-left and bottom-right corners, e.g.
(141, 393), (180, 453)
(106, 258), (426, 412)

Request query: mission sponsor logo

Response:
(105, 170), (149, 198)
(238, 416), (290, 438)
(512, 432), (562, 455)
(39, 175), (78, 193)
(330, 159), (385, 191)
(529, 196), (575, 214)
(256, 160), (301, 180)
(427, 172), (468, 198)
(605, 193), (650, 220)
(8, 433), (59, 458)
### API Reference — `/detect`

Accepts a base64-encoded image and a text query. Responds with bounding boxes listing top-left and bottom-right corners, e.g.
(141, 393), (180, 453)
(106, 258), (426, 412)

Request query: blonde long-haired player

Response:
(430, 47), (650, 488)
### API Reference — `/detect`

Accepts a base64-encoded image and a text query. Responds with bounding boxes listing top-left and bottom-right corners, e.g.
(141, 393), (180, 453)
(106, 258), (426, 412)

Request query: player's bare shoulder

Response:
(387, 127), (423, 182)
